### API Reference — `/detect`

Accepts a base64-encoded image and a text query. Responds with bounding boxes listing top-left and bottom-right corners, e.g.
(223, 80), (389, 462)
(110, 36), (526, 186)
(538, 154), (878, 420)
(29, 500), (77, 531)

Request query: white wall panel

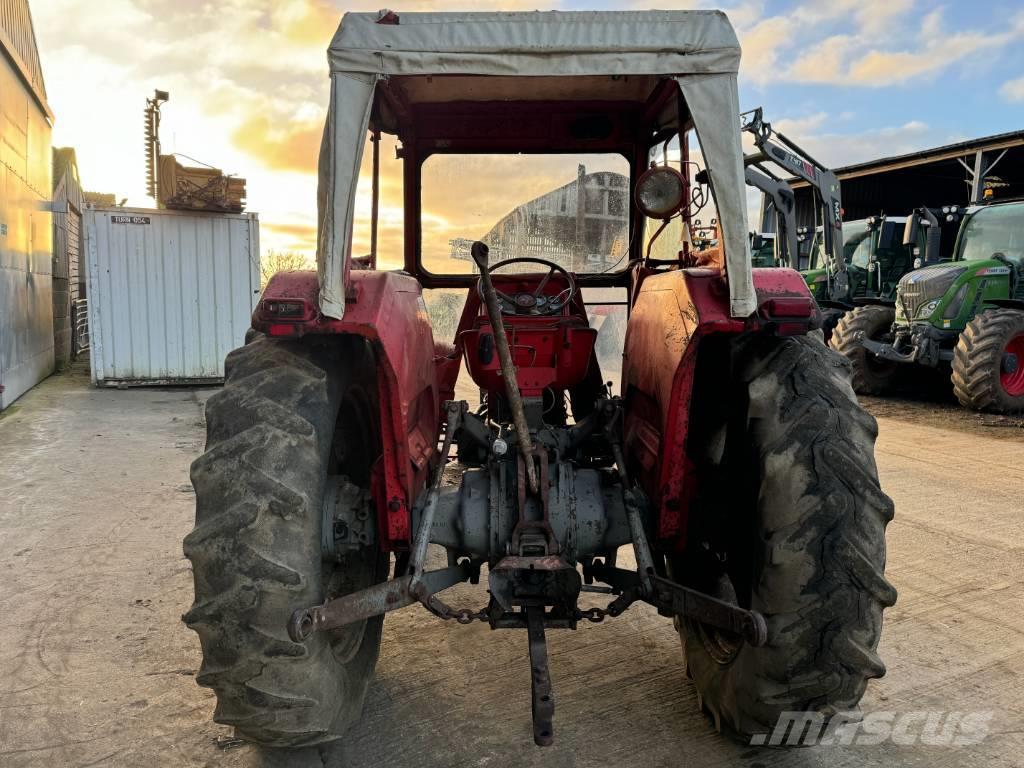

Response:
(0, 45), (51, 411)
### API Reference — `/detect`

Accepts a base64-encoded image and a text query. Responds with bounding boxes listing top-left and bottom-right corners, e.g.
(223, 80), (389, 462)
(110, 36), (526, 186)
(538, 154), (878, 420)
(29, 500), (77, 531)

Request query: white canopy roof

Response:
(328, 11), (740, 76)
(317, 10), (756, 318)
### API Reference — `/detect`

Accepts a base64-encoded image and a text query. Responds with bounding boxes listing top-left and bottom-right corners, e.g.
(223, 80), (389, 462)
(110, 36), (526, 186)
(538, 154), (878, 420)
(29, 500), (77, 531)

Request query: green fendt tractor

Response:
(849, 200), (1024, 412)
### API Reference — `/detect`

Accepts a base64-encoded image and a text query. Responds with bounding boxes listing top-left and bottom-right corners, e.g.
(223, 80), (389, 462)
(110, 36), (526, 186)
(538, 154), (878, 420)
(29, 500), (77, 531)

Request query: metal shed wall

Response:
(0, 12), (52, 411)
(53, 147), (85, 369)
(85, 206), (260, 386)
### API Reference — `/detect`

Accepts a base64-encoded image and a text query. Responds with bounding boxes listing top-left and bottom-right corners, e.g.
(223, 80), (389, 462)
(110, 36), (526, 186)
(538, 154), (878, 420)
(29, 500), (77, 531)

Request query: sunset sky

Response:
(33, 0), (1024, 270)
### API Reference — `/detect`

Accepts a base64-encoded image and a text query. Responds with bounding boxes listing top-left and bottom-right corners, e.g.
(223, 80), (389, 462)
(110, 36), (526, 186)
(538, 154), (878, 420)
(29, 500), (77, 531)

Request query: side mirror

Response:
(903, 214), (920, 247)
(751, 235), (765, 250)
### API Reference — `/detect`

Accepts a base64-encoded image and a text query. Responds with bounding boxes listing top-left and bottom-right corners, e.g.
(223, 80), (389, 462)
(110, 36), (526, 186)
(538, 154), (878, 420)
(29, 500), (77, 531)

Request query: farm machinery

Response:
(183, 10), (895, 750)
(738, 109), (953, 355)
(745, 165), (798, 268)
(740, 108), (847, 333)
(848, 200), (1024, 411)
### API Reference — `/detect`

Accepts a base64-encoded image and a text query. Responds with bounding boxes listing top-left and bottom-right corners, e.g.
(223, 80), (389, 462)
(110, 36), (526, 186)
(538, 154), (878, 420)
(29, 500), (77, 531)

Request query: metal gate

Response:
(53, 199), (85, 365)
(66, 206), (88, 356)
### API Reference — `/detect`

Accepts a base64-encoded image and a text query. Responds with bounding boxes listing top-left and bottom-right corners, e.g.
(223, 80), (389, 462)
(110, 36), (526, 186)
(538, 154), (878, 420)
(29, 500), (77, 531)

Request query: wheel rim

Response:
(1001, 333), (1024, 396)
(689, 571), (745, 665)
(693, 618), (744, 665)
(324, 383), (383, 664)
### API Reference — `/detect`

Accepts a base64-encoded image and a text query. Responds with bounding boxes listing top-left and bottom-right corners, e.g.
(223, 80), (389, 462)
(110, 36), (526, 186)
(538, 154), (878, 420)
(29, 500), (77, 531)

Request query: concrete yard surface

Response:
(1, 364), (1023, 767)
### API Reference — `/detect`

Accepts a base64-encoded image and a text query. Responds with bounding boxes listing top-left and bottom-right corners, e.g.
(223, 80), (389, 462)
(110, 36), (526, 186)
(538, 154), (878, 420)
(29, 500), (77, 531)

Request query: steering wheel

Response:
(477, 257), (577, 316)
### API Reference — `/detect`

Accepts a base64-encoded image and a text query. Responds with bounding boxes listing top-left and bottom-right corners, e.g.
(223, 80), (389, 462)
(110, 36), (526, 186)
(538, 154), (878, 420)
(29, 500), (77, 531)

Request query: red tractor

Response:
(184, 10), (895, 749)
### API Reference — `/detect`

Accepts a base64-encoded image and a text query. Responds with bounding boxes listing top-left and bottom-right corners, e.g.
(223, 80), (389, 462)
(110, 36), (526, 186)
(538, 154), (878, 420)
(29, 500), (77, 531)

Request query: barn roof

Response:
(0, 0), (51, 120)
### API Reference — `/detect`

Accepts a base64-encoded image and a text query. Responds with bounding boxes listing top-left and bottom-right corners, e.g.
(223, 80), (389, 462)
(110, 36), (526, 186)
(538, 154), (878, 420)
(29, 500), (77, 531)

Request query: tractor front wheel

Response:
(832, 305), (899, 394)
(952, 308), (1024, 412)
(674, 335), (896, 740)
(184, 336), (388, 747)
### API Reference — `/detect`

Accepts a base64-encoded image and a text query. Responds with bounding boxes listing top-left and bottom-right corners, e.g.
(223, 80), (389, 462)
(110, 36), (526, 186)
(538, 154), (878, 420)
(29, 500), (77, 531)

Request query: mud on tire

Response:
(183, 335), (387, 747)
(832, 305), (899, 395)
(674, 335), (897, 740)
(951, 308), (1024, 413)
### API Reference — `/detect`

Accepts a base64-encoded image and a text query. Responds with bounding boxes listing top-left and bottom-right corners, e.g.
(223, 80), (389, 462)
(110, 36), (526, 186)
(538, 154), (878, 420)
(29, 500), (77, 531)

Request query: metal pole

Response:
(610, 442), (655, 596)
(370, 129), (380, 269)
(574, 164), (586, 273)
(409, 402), (461, 587)
(970, 149), (985, 204)
(471, 241), (540, 494)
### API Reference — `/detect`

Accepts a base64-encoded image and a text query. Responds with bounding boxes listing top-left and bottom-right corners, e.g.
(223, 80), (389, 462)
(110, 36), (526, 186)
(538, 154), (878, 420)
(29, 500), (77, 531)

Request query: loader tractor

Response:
(183, 10), (895, 750)
(807, 212), (929, 359)
(829, 208), (960, 393)
(805, 211), (945, 344)
(749, 231), (777, 267)
(849, 200), (1024, 411)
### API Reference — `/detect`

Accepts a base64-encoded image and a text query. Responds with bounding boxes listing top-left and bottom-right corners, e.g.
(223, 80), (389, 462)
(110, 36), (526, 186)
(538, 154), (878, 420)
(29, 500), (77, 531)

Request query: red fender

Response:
(622, 267), (818, 550)
(253, 270), (441, 550)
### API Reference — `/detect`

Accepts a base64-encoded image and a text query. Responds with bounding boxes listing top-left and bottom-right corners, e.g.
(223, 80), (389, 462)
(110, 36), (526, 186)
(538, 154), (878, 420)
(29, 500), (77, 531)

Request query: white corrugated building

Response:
(0, 0), (53, 410)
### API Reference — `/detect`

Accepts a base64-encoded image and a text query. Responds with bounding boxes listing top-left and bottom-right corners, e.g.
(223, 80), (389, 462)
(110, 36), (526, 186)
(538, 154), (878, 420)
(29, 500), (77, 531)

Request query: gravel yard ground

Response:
(1, 362), (1022, 768)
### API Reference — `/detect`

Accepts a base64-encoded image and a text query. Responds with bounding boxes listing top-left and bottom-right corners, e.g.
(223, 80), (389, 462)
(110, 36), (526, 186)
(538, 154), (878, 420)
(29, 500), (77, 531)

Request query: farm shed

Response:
(0, 0), (53, 410)
(789, 130), (1024, 228)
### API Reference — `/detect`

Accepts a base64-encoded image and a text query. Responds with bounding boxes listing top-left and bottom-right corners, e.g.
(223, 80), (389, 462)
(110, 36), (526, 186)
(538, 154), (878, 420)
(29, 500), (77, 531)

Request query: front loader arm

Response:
(742, 107), (846, 299)
(745, 165), (799, 268)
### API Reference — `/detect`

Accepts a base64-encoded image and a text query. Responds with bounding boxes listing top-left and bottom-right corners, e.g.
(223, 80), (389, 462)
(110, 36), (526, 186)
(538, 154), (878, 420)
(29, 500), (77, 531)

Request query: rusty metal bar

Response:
(409, 401), (462, 588)
(526, 605), (555, 746)
(471, 240), (539, 494)
(287, 563), (470, 642)
(370, 128), (380, 269)
(648, 574), (768, 646)
(609, 440), (656, 596)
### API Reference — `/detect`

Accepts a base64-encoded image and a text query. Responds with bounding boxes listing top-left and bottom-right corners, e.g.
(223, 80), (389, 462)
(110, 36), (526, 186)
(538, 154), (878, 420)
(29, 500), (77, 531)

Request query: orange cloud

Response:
(232, 114), (322, 173)
(264, 221), (317, 239)
(276, 0), (341, 45)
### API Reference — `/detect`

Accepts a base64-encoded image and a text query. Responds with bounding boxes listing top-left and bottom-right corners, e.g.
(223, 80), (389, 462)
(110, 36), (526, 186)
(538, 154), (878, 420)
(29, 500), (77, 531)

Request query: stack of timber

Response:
(158, 155), (246, 213)
(84, 191), (117, 206)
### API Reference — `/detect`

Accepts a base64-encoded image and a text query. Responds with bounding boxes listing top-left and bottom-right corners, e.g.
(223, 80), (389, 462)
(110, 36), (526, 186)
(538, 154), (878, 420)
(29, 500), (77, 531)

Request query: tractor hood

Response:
(317, 10), (755, 319)
(895, 262), (969, 323)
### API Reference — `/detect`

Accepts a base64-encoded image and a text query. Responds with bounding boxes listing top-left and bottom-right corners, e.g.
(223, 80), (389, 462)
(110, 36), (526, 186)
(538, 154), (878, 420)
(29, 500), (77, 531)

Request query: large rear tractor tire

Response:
(183, 336), (388, 747)
(951, 308), (1024, 413)
(832, 305), (899, 394)
(674, 334), (896, 741)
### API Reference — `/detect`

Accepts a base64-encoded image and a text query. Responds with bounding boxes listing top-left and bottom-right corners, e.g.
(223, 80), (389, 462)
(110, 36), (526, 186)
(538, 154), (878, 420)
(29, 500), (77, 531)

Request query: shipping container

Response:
(85, 206), (260, 386)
